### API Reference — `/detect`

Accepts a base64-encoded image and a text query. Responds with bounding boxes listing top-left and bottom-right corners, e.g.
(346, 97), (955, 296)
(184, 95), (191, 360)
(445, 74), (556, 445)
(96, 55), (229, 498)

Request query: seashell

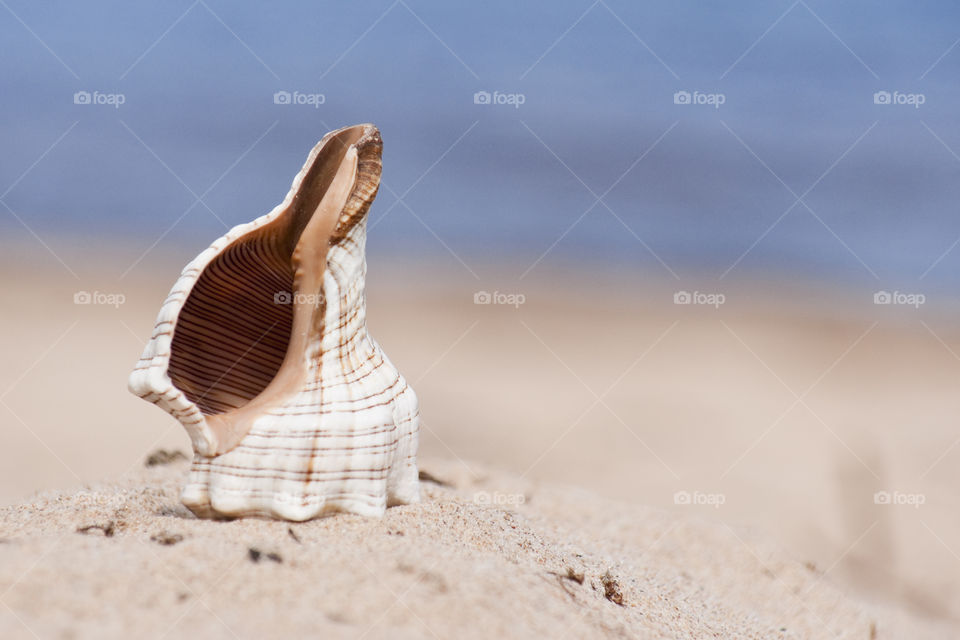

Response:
(129, 124), (420, 520)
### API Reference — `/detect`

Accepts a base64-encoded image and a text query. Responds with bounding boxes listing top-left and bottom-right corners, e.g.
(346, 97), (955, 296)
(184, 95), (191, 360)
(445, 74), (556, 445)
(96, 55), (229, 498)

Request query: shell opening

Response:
(166, 126), (367, 417)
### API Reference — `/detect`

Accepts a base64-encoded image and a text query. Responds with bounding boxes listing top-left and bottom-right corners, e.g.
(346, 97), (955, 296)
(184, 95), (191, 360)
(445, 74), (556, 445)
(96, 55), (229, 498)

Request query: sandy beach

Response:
(1, 249), (958, 638)
(4, 455), (952, 640)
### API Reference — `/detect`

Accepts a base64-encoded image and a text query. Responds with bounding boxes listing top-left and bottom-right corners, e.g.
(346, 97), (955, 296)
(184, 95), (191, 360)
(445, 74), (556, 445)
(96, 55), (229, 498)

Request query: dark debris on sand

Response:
(601, 572), (625, 606)
(76, 522), (115, 537)
(150, 532), (184, 546)
(145, 450), (188, 467)
(417, 470), (452, 488)
(248, 547), (282, 564)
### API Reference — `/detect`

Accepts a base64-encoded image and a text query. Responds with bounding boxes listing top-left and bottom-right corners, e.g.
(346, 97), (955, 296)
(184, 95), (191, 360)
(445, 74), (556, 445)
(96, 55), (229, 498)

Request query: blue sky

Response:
(2, 1), (960, 288)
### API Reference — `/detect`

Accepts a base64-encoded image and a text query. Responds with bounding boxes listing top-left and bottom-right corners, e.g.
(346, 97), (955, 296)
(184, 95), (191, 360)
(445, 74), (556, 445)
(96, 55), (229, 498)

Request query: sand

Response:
(0, 455), (948, 640)
(1, 247), (959, 637)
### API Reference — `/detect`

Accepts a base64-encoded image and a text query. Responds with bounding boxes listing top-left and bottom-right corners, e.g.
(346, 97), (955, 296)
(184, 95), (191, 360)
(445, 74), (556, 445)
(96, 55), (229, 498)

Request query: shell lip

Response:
(322, 122), (379, 144)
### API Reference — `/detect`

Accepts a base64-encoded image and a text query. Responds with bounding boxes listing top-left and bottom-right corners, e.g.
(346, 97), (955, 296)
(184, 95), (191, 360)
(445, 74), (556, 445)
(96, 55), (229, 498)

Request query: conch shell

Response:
(129, 124), (420, 520)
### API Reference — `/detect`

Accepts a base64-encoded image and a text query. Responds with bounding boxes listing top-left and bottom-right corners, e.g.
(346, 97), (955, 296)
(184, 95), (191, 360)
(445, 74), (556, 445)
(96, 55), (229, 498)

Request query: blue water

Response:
(2, 1), (960, 290)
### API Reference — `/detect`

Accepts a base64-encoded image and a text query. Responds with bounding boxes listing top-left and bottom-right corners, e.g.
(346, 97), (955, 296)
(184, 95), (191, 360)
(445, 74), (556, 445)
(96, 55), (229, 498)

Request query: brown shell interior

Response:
(165, 125), (377, 451)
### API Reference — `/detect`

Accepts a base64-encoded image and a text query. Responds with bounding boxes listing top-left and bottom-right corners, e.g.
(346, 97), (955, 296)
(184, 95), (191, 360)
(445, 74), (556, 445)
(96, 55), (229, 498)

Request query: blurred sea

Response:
(3, 1), (960, 291)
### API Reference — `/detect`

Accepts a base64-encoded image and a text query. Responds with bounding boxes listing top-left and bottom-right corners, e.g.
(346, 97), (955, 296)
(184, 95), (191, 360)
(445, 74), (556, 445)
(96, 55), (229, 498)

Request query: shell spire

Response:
(129, 124), (420, 520)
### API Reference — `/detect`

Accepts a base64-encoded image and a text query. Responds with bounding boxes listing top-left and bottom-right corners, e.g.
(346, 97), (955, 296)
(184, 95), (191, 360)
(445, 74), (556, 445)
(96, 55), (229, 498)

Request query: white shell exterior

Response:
(129, 125), (420, 520)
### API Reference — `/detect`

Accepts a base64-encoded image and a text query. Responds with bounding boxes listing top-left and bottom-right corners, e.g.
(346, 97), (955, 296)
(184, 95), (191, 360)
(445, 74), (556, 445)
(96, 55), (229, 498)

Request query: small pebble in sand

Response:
(601, 572), (625, 606)
(150, 532), (184, 546)
(145, 450), (188, 467)
(418, 470), (452, 487)
(551, 567), (586, 599)
(248, 547), (282, 563)
(76, 522), (115, 537)
(565, 568), (585, 584)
